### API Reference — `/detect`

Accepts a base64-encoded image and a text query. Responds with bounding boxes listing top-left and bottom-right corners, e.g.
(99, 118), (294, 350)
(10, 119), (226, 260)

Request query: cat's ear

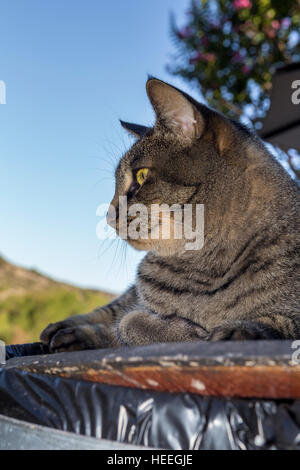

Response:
(120, 120), (150, 139)
(146, 78), (204, 142)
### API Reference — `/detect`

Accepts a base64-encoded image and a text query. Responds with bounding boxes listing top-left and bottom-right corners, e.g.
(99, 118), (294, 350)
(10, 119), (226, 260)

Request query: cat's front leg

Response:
(117, 310), (207, 346)
(40, 286), (138, 352)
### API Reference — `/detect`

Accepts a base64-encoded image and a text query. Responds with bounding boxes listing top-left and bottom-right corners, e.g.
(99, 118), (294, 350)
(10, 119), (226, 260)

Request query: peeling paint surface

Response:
(4, 340), (300, 398)
(191, 379), (206, 391)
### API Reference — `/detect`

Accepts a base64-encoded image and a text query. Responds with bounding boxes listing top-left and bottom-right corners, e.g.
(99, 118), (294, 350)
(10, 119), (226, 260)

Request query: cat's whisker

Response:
(106, 238), (122, 277)
(96, 238), (118, 261)
(88, 150), (118, 171)
(43, 77), (300, 355)
(88, 167), (114, 175)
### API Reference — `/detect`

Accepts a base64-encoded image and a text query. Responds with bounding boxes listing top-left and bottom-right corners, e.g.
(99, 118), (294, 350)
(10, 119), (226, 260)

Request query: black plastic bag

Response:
(1, 343), (300, 450)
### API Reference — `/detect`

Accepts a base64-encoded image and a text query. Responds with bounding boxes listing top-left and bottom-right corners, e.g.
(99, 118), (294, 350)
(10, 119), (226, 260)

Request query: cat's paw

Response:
(40, 321), (113, 352)
(208, 325), (254, 341)
(40, 319), (76, 348)
(208, 320), (281, 341)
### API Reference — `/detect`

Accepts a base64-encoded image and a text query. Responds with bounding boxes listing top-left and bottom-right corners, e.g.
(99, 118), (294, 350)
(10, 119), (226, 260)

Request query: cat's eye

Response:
(136, 168), (149, 186)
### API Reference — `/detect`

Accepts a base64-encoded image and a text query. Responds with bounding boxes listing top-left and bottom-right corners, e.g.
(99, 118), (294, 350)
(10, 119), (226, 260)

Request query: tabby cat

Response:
(41, 78), (300, 352)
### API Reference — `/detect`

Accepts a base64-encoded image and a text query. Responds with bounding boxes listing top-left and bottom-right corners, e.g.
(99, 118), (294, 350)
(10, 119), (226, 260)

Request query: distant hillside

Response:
(0, 255), (115, 344)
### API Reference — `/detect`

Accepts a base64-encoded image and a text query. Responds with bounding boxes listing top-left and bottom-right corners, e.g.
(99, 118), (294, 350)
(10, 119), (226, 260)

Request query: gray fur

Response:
(41, 78), (300, 351)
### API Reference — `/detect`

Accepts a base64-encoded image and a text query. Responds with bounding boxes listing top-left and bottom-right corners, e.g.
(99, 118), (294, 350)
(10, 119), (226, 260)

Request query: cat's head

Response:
(107, 78), (253, 256)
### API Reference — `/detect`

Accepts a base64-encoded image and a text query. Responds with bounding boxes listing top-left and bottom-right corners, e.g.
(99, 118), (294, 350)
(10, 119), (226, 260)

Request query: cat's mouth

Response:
(109, 202), (199, 255)
(124, 220), (187, 255)
(115, 215), (177, 241)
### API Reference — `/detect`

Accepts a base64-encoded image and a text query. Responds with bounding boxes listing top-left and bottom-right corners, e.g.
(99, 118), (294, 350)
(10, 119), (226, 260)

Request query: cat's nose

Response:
(106, 204), (118, 229)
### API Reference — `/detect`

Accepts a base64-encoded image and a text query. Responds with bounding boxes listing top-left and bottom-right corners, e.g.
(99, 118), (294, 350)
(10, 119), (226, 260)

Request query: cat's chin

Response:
(126, 238), (149, 252)
(127, 238), (186, 257)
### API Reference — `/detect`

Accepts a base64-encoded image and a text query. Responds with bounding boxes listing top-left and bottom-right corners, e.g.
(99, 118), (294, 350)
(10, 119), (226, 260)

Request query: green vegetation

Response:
(0, 288), (111, 344)
(170, 0), (300, 179)
(171, 0), (300, 125)
(0, 257), (113, 344)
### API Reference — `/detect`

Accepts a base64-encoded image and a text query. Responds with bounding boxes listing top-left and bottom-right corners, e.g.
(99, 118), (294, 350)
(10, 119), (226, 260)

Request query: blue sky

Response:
(0, 0), (193, 293)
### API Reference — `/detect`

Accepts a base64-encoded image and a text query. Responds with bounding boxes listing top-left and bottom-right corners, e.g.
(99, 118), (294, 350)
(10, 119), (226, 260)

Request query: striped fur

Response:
(41, 78), (300, 351)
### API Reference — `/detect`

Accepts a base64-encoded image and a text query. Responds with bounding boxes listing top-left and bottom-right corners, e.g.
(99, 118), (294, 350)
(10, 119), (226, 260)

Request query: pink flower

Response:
(242, 65), (251, 74)
(281, 18), (291, 29)
(272, 20), (280, 30)
(189, 51), (216, 64)
(204, 53), (216, 62)
(178, 26), (193, 39)
(201, 36), (209, 47)
(189, 52), (204, 64)
(266, 29), (276, 38)
(233, 0), (252, 10)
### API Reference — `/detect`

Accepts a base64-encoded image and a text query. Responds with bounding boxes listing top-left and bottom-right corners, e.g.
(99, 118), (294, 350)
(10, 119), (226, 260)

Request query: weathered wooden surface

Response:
(4, 340), (300, 398)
